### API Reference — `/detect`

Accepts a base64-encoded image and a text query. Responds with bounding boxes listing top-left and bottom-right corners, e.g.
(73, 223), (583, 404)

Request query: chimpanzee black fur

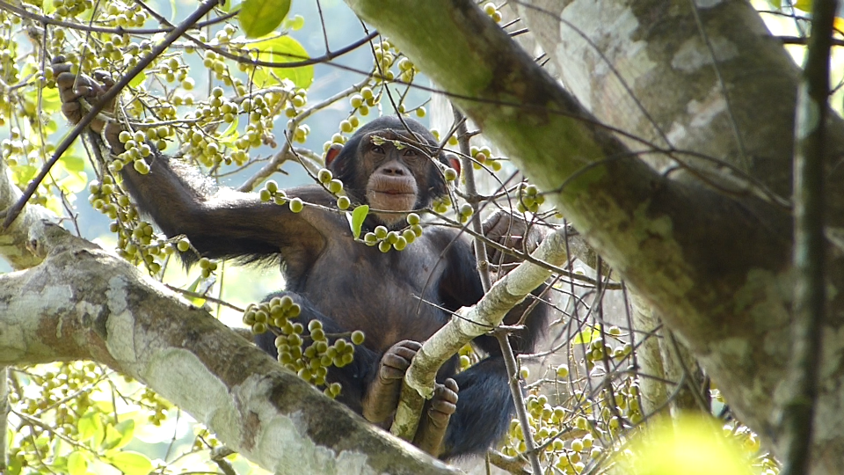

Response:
(56, 60), (547, 459)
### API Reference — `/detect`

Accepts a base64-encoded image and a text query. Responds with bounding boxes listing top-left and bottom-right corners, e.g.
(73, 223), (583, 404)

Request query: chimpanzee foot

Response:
(413, 378), (459, 457)
(361, 340), (422, 423)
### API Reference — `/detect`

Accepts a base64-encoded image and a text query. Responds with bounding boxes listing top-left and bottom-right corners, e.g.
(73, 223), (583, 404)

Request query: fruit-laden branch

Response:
(0, 155), (457, 474)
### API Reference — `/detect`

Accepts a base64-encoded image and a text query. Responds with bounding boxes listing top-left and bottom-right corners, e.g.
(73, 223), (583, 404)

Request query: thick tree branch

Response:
(0, 231), (458, 474)
(0, 157), (56, 270)
(344, 0), (844, 472)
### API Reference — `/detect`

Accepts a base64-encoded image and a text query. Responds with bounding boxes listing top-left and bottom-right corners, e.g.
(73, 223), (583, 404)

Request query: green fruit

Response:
(317, 168), (332, 183)
(337, 196), (351, 210)
(393, 236), (407, 251)
(556, 365), (569, 378)
(289, 198), (304, 213)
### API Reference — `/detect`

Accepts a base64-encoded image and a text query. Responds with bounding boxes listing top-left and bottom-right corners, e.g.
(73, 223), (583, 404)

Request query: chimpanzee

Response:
(54, 59), (548, 459)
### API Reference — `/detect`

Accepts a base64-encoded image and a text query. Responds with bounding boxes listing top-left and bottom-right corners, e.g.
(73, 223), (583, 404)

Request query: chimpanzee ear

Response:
(444, 152), (461, 177)
(325, 144), (344, 168)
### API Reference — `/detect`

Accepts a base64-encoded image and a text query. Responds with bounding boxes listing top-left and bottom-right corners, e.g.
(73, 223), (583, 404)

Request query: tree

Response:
(0, 0), (839, 473)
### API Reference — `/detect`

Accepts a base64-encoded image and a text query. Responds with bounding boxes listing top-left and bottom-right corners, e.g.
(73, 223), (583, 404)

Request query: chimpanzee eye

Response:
(372, 145), (385, 154)
(403, 148), (417, 157)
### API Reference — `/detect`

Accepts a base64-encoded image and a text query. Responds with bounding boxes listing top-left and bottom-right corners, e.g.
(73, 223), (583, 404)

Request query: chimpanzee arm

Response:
(120, 152), (333, 273)
(54, 59), (335, 274)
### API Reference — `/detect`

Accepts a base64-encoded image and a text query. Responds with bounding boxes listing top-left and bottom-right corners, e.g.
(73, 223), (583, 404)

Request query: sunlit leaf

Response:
(67, 451), (88, 475)
(284, 14), (305, 31)
(41, 87), (61, 109)
(239, 0), (291, 38)
(60, 154), (85, 173)
(12, 165), (37, 185)
(620, 415), (752, 475)
(106, 451), (153, 475)
(77, 411), (103, 444)
(248, 36), (314, 89)
(186, 275), (207, 306)
(112, 419), (135, 450)
(351, 205), (369, 239)
(572, 327), (601, 345)
(219, 116), (240, 145)
(794, 0), (811, 11)
(102, 418), (135, 450)
(129, 71), (146, 88)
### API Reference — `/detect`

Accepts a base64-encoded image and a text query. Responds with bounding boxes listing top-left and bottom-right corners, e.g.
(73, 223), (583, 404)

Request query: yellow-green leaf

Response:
(67, 451), (88, 475)
(106, 451), (153, 475)
(572, 327), (601, 345)
(351, 205), (369, 239)
(60, 154), (85, 173)
(794, 0), (811, 11)
(129, 71), (146, 88)
(77, 411), (103, 445)
(249, 36), (314, 89)
(239, 0), (291, 38)
(186, 276), (207, 306)
(621, 415), (751, 475)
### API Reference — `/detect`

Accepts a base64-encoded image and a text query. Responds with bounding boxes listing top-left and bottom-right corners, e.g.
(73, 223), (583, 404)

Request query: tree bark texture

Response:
(345, 0), (844, 472)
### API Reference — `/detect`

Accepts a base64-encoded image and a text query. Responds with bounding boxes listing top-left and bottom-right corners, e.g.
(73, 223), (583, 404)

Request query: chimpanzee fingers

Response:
(481, 209), (507, 236)
(60, 101), (83, 124)
(103, 122), (126, 153)
(92, 70), (115, 88)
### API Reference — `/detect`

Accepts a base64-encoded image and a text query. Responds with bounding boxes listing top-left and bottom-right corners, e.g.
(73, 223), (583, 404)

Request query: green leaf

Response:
(12, 165), (37, 184)
(41, 87), (61, 109)
(57, 170), (88, 193)
(249, 36), (314, 89)
(794, 0), (811, 10)
(61, 154), (85, 173)
(351, 205), (369, 239)
(112, 419), (135, 450)
(283, 14), (305, 31)
(129, 71), (146, 88)
(572, 327), (601, 345)
(238, 0), (291, 38)
(102, 418), (135, 450)
(67, 451), (88, 475)
(186, 276), (207, 306)
(77, 411), (103, 445)
(219, 116), (240, 145)
(106, 451), (153, 475)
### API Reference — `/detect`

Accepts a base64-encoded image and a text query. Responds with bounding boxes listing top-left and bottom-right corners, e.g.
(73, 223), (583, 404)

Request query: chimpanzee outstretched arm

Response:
(54, 60), (336, 276)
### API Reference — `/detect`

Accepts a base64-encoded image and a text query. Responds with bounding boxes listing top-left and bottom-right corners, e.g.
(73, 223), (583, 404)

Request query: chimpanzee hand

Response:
(361, 340), (422, 423)
(482, 209), (545, 271)
(53, 57), (123, 151)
